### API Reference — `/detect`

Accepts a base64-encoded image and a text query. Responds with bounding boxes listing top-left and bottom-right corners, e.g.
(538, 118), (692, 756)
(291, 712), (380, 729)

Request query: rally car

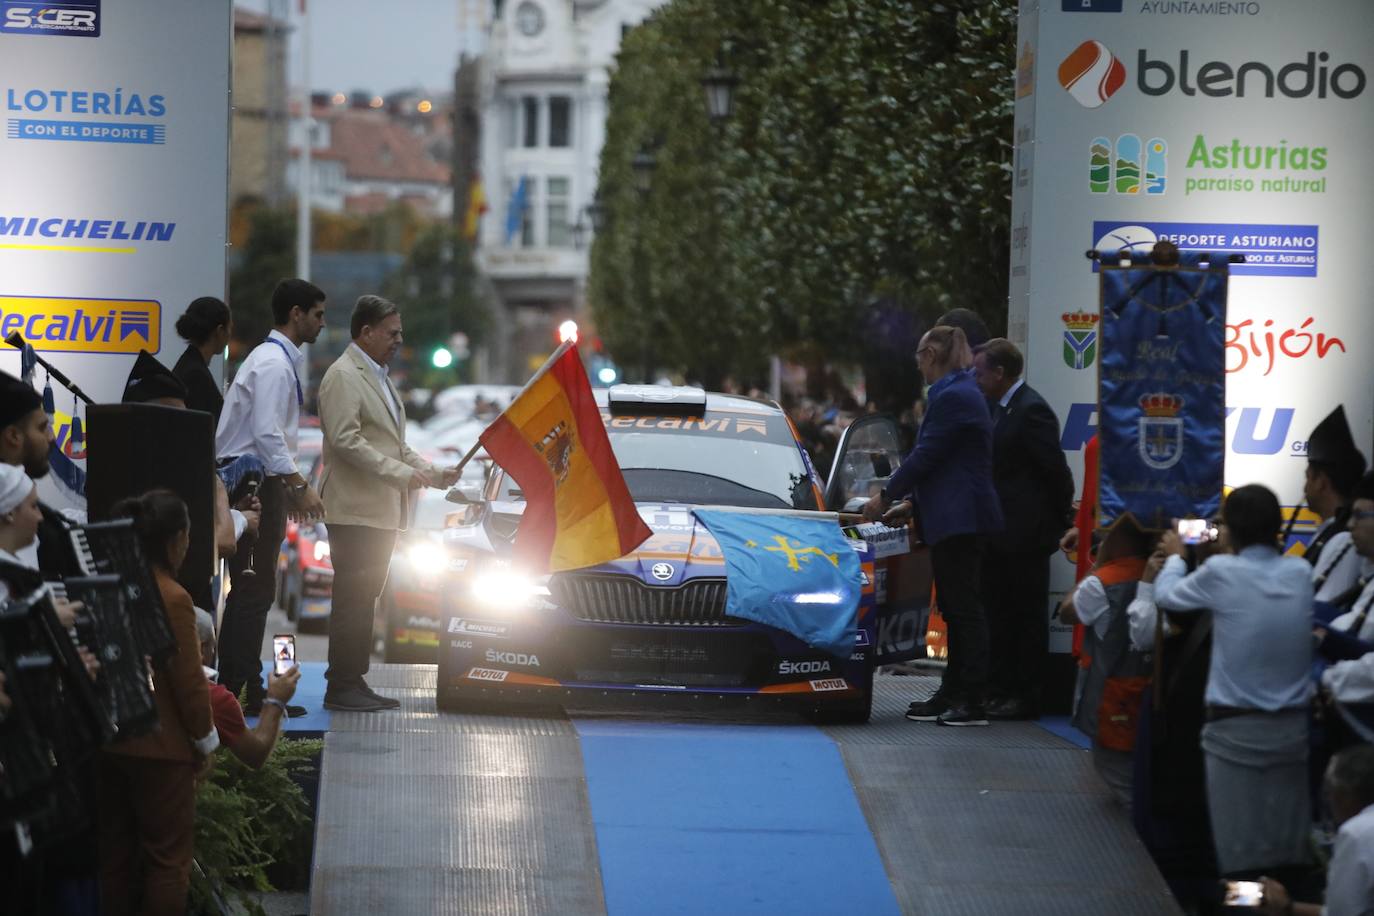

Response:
(433, 385), (929, 723)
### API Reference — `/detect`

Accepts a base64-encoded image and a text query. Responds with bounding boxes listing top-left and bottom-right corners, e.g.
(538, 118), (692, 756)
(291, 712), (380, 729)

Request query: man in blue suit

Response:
(863, 325), (1004, 726)
(973, 339), (1075, 719)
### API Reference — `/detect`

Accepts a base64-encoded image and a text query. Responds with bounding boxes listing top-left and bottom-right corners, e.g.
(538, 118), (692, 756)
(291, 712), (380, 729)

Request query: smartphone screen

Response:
(1222, 880), (1264, 907)
(1176, 518), (1216, 545)
(272, 634), (297, 676)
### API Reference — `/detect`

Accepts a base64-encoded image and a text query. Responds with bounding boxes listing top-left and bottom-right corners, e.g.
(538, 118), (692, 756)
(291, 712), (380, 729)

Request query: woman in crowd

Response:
(1153, 484), (1314, 880)
(98, 489), (218, 916)
(171, 296), (232, 424)
(862, 324), (1003, 726)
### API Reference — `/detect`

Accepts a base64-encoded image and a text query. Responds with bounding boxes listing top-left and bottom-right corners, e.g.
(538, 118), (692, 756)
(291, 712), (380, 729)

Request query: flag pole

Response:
(446, 339), (577, 480)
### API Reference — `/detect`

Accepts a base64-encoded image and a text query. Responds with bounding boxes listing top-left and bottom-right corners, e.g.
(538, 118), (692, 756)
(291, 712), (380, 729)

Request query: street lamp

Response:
(701, 56), (739, 124)
(571, 214), (587, 250)
(631, 145), (657, 196)
(586, 196), (608, 233)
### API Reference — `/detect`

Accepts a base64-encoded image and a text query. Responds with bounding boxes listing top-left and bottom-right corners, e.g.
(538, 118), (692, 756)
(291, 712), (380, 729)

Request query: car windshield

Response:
(497, 409), (817, 510)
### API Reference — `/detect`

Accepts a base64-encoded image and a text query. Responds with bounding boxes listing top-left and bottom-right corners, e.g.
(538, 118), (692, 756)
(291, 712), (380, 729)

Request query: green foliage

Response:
(190, 738), (323, 916)
(590, 0), (1015, 400)
(382, 222), (489, 387)
(228, 207), (296, 350)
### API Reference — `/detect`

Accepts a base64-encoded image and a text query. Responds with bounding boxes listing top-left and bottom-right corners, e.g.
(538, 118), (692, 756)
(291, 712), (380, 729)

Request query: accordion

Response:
(64, 574), (160, 740)
(0, 585), (117, 829)
(49, 517), (177, 665)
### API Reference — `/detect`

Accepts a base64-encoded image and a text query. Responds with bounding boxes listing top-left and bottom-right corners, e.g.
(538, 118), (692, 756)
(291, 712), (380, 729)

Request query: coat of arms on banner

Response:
(1137, 393), (1185, 470)
(1061, 311), (1100, 370)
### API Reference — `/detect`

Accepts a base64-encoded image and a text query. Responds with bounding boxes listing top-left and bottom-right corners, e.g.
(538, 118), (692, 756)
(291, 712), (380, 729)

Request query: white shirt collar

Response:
(268, 329), (305, 366)
(998, 377), (1025, 409)
(352, 341), (389, 380)
(0, 547), (31, 567)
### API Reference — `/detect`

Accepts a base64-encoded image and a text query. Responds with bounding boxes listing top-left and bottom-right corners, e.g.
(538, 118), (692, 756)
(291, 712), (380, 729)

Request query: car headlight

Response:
(313, 540), (331, 562)
(469, 561), (550, 611)
(405, 541), (446, 571)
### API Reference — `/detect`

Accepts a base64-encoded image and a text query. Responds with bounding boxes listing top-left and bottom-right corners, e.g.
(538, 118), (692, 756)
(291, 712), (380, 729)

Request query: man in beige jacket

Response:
(318, 295), (457, 711)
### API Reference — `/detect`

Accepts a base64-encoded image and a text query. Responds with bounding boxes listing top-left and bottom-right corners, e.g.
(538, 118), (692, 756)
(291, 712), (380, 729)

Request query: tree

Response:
(589, 0), (1015, 404)
(228, 206), (295, 351)
(382, 222), (488, 387)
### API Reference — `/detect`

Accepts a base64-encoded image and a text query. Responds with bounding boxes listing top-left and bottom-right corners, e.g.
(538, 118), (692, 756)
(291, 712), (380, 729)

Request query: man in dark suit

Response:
(972, 338), (1075, 719)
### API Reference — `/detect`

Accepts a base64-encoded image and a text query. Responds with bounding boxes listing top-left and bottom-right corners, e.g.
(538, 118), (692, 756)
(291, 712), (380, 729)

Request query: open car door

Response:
(824, 414), (931, 667)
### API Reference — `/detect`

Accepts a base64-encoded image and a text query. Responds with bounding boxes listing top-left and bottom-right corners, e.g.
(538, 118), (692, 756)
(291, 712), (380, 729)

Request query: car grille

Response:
(551, 574), (740, 626)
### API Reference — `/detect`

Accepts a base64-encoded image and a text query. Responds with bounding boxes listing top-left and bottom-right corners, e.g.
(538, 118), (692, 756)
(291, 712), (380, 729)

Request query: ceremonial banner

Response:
(1097, 258), (1227, 530)
(692, 509), (862, 658)
(478, 342), (651, 572)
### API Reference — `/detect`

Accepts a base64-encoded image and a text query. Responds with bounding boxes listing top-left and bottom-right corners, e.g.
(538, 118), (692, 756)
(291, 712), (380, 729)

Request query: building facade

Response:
(230, 8), (289, 207)
(477, 0), (666, 381)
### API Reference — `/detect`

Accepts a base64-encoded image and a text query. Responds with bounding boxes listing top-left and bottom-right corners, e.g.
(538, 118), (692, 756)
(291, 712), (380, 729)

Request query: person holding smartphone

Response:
(196, 609), (300, 770)
(1154, 484), (1315, 879)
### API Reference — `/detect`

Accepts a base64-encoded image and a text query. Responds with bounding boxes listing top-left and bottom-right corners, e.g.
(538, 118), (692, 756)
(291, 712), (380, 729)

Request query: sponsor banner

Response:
(1013, 1), (1374, 650)
(0, 2), (230, 512)
(0, 295), (159, 354)
(850, 521), (911, 559)
(1, 1), (99, 37)
(1092, 221), (1319, 277)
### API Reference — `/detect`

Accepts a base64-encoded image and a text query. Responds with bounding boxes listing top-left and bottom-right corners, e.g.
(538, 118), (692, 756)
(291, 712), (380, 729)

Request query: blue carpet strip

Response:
(572, 719), (902, 916)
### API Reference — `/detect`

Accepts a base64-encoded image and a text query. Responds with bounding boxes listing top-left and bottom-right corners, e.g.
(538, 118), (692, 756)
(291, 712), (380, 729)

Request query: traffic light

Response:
(430, 346), (453, 369)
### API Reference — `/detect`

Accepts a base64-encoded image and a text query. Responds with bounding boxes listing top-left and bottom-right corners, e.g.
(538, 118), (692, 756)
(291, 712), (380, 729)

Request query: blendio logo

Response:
(1138, 50), (1366, 99)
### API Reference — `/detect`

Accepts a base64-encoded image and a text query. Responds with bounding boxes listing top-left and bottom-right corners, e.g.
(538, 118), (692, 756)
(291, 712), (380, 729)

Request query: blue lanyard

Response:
(264, 337), (303, 407)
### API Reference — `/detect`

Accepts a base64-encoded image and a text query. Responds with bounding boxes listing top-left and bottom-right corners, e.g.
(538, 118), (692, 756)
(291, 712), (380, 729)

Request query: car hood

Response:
(577, 504), (724, 586)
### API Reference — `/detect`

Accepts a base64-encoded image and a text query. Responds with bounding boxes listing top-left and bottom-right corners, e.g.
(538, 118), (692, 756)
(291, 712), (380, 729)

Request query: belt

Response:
(1204, 704), (1307, 722)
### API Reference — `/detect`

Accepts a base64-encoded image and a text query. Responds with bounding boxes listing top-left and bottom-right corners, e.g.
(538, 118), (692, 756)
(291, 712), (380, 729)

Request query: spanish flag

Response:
(479, 342), (651, 572)
(463, 178), (488, 242)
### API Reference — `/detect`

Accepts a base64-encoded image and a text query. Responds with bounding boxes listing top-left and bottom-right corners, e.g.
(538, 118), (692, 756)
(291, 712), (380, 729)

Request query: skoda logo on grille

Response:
(650, 562), (675, 581)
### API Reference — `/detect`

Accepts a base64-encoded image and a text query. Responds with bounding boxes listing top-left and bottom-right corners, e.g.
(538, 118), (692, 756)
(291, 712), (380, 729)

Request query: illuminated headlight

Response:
(405, 541), (446, 571)
(469, 561), (551, 611)
(313, 540), (331, 562)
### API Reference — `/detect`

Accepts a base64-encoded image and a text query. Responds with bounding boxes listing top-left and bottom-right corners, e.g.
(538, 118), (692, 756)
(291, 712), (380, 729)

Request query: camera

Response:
(272, 633), (297, 676)
(1221, 879), (1264, 907)
(1176, 517), (1218, 546)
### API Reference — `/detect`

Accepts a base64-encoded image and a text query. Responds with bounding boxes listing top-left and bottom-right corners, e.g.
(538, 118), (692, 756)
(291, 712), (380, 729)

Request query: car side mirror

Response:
(445, 479), (485, 505)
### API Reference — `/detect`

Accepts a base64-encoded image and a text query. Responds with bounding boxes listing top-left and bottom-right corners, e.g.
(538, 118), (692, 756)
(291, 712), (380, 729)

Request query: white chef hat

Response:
(0, 464), (34, 516)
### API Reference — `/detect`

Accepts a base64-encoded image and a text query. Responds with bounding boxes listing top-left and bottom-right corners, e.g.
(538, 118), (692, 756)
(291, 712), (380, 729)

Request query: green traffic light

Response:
(431, 346), (453, 369)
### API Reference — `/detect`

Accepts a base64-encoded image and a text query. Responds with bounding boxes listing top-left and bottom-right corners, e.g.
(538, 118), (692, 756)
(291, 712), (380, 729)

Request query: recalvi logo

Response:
(1138, 50), (1366, 99)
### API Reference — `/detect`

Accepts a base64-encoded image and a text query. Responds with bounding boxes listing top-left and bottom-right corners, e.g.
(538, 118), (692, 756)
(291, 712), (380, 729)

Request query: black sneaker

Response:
(359, 683), (400, 709)
(323, 687), (389, 712)
(936, 704), (989, 727)
(243, 701), (309, 718)
(905, 693), (954, 722)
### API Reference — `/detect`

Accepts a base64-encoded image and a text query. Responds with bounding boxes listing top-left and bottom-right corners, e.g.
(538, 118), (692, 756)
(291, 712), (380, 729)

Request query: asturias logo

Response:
(1090, 134), (1167, 195)
(1059, 40), (1126, 108)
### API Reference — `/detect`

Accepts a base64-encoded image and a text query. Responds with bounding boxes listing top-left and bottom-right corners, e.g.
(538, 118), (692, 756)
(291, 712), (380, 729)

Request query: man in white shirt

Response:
(1302, 407), (1367, 597)
(215, 279), (326, 716)
(1317, 473), (1374, 705)
(1260, 744), (1374, 916)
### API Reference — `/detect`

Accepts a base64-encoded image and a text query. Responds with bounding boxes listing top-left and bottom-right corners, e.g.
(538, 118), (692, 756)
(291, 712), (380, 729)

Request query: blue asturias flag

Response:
(504, 176), (528, 244)
(692, 509), (863, 658)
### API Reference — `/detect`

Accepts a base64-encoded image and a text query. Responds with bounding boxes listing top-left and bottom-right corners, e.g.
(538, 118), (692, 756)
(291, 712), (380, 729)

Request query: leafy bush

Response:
(190, 738), (323, 916)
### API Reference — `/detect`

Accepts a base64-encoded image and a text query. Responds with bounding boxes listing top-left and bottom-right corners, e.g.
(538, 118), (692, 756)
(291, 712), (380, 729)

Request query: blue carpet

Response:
(244, 661), (332, 735)
(1034, 714), (1092, 750)
(572, 720), (901, 916)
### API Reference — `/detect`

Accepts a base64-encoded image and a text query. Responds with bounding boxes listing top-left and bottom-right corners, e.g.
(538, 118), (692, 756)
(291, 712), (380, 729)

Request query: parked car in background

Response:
(276, 425), (331, 630)
(376, 457), (490, 662)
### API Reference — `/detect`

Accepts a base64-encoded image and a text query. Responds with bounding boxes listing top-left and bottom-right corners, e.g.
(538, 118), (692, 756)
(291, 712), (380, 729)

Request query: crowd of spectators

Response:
(0, 290), (300, 915)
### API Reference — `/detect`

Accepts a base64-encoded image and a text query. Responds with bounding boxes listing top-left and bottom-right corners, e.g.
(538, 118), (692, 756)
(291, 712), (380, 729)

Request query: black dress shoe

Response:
(359, 683), (400, 709)
(323, 687), (388, 712)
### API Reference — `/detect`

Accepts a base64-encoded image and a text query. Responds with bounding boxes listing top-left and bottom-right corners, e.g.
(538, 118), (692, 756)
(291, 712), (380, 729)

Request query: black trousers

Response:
(931, 534), (989, 704)
(218, 476), (287, 704)
(325, 524), (397, 691)
(983, 545), (1052, 707)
